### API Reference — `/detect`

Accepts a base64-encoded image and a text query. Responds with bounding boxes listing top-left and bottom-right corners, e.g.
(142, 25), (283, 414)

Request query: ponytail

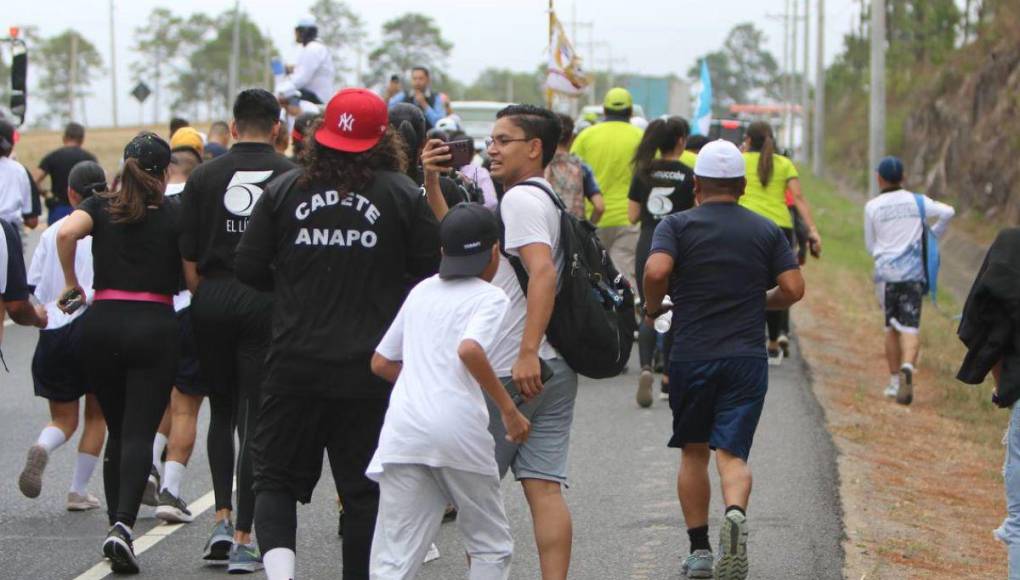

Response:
(106, 158), (165, 224)
(746, 121), (775, 186)
(632, 116), (690, 185)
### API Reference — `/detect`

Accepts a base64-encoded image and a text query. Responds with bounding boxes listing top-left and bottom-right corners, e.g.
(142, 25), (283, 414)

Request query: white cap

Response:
(297, 16), (316, 28)
(435, 116), (460, 133)
(693, 139), (745, 179)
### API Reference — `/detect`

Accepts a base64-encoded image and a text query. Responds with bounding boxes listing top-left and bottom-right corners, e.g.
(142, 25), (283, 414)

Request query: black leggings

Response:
(766, 227), (797, 343)
(191, 277), (272, 534)
(635, 227), (673, 369)
(80, 300), (178, 527)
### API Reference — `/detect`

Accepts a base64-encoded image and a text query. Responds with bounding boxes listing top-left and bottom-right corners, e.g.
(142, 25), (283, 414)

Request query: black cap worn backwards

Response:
(123, 132), (171, 174)
(439, 203), (499, 279)
(68, 160), (107, 198)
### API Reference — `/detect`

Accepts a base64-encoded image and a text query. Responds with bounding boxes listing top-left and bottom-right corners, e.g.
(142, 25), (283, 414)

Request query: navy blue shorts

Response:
(667, 357), (768, 461)
(32, 317), (92, 402)
(174, 308), (207, 396)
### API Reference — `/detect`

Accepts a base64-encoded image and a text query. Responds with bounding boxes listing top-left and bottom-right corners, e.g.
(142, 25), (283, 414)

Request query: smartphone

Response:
(507, 360), (555, 407)
(58, 288), (85, 314)
(445, 138), (474, 169)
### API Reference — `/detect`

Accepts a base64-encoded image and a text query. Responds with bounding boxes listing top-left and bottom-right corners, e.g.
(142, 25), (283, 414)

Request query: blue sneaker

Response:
(715, 510), (749, 580)
(682, 549), (714, 578)
(202, 519), (234, 563)
(227, 542), (263, 574)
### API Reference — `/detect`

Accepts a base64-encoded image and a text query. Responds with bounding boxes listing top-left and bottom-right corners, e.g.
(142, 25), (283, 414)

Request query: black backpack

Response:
(498, 180), (636, 379)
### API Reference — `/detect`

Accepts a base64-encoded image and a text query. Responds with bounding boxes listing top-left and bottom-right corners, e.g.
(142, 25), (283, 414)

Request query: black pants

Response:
(190, 277), (272, 533)
(766, 227), (797, 343)
(253, 395), (388, 580)
(80, 300), (178, 527)
(635, 226), (674, 369)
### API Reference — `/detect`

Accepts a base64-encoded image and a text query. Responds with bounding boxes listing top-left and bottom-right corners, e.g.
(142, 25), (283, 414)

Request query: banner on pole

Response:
(546, 11), (589, 97)
(691, 60), (713, 136)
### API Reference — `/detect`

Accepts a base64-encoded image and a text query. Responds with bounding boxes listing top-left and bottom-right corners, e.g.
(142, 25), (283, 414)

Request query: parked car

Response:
(449, 101), (513, 153)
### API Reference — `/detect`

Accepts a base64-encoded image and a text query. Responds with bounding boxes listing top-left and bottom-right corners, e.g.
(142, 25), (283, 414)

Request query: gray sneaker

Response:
(142, 466), (160, 507)
(18, 444), (49, 499)
(896, 364), (914, 406)
(227, 543), (263, 574)
(202, 519), (235, 563)
(155, 489), (194, 523)
(715, 510), (749, 580)
(682, 549), (714, 578)
(637, 369), (654, 408)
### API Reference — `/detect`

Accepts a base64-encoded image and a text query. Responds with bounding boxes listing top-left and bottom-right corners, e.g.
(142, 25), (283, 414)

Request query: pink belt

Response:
(94, 289), (173, 306)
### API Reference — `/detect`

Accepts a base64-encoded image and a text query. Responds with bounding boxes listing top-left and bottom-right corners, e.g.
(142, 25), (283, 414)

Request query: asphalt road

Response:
(0, 231), (844, 579)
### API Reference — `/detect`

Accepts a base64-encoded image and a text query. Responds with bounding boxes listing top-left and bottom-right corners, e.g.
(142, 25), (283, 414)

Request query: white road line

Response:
(72, 488), (218, 580)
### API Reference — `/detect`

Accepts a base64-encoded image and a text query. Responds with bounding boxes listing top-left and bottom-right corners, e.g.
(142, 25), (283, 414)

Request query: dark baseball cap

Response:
(439, 203), (499, 279)
(68, 161), (107, 198)
(877, 156), (904, 183)
(124, 132), (171, 173)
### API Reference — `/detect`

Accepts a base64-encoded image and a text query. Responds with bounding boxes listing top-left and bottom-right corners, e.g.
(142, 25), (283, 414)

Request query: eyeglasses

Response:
(485, 136), (531, 149)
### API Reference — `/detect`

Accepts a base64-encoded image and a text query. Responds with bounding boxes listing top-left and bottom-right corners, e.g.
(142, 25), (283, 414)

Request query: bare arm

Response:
(513, 242), (557, 398)
(459, 339), (530, 443)
(183, 260), (200, 295)
(590, 193), (605, 225)
(788, 178), (821, 253)
(370, 352), (403, 384)
(31, 167), (48, 190)
(56, 210), (93, 292)
(766, 268), (806, 310)
(627, 199), (641, 225)
(643, 252), (674, 324)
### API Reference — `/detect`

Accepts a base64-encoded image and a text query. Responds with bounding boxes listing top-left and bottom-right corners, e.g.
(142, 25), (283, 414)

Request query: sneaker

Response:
(18, 444), (49, 499)
(767, 349), (784, 367)
(897, 365), (914, 406)
(103, 522), (140, 575)
(715, 509), (749, 580)
(227, 543), (263, 574)
(67, 491), (101, 511)
(637, 369), (654, 408)
(681, 549), (715, 579)
(443, 505), (458, 523)
(155, 489), (194, 523)
(883, 384), (898, 398)
(202, 519), (235, 563)
(777, 335), (790, 358)
(423, 542), (441, 564)
(141, 466), (159, 507)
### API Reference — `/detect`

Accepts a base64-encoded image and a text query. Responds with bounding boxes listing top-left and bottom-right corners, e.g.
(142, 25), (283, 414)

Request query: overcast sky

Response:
(5, 0), (864, 127)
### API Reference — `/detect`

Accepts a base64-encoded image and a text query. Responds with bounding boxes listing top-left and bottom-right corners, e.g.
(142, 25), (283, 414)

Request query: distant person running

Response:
(546, 113), (605, 224)
(643, 140), (804, 580)
(18, 161), (106, 512)
(56, 133), (181, 574)
(738, 121), (820, 365)
(0, 120), (35, 242)
(571, 88), (644, 284)
(629, 117), (695, 408)
(864, 156), (954, 405)
(34, 122), (97, 225)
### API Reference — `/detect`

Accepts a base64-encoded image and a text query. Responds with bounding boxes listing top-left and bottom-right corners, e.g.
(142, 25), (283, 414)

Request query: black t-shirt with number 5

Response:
(627, 160), (695, 230)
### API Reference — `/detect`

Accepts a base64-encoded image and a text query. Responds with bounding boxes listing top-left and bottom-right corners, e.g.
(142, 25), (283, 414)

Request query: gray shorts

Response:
(486, 358), (578, 485)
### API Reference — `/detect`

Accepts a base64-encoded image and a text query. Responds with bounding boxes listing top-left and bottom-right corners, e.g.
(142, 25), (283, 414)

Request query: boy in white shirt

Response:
(368, 203), (531, 580)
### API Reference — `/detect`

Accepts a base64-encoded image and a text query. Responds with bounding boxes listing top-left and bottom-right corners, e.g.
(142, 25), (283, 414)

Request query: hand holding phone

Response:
(445, 139), (474, 169)
(57, 286), (85, 315)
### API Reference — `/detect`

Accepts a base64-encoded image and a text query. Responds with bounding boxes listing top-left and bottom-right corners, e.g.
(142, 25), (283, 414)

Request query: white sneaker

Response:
(423, 543), (440, 563)
(767, 349), (784, 366)
(883, 384), (898, 398)
(67, 491), (101, 511)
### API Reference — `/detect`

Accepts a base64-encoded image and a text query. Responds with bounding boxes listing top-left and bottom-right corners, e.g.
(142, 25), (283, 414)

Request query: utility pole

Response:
(68, 32), (79, 123)
(228, 0), (241, 112)
(791, 0), (798, 153)
(868, 0), (886, 196)
(109, 0), (118, 127)
(782, 0), (792, 151)
(813, 0), (826, 176)
(801, 0), (810, 164)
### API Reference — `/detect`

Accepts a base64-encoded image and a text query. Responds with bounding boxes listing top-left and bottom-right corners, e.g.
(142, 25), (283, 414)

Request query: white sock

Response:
(70, 453), (99, 495)
(264, 548), (296, 580)
(889, 374), (900, 388)
(152, 433), (168, 477)
(162, 461), (186, 497)
(36, 426), (67, 453)
(901, 362), (915, 372)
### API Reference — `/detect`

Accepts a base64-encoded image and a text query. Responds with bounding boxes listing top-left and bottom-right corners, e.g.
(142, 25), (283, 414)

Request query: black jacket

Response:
(956, 227), (1020, 407)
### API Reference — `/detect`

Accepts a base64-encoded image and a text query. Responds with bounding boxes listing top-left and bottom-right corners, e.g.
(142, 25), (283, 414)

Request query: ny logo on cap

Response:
(338, 112), (356, 133)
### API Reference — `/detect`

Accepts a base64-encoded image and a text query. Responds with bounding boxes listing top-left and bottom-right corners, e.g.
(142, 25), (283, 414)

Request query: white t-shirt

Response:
(864, 189), (955, 283)
(165, 182), (192, 312)
(0, 156), (32, 224)
(367, 275), (510, 480)
(486, 179), (563, 375)
(27, 217), (94, 330)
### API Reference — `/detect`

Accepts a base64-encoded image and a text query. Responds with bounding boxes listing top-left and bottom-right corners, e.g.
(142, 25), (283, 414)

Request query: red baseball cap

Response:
(315, 88), (388, 153)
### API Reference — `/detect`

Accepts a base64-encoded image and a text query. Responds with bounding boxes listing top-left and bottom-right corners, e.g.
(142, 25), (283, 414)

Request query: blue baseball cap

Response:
(877, 156), (904, 183)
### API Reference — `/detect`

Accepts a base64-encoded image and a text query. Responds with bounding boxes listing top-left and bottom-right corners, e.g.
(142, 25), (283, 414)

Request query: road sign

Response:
(131, 82), (151, 103)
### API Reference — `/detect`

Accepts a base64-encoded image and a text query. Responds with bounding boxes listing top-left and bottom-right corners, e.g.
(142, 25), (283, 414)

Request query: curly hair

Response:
(298, 125), (409, 194)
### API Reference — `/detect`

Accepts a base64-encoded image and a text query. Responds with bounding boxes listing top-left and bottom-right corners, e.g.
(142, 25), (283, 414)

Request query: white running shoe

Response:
(883, 384), (898, 398)
(767, 349), (784, 367)
(423, 543), (441, 563)
(67, 492), (101, 511)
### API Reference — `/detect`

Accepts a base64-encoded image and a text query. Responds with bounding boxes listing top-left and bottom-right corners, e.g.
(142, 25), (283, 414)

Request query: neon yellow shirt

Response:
(680, 150), (698, 170)
(570, 120), (644, 228)
(739, 152), (799, 229)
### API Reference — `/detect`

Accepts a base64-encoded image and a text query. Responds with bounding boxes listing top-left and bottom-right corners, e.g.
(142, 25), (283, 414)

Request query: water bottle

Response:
(653, 296), (674, 333)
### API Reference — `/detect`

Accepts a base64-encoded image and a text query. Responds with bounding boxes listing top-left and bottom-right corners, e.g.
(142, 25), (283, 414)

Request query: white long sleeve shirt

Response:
(28, 216), (94, 330)
(278, 40), (334, 104)
(0, 157), (32, 225)
(864, 189), (956, 283)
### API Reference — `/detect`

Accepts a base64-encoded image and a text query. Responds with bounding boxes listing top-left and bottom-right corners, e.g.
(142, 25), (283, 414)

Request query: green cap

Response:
(603, 87), (633, 111)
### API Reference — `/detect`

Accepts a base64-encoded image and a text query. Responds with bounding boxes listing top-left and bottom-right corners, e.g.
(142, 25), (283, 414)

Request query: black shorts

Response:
(32, 317), (92, 402)
(882, 281), (924, 333)
(252, 394), (387, 504)
(174, 308), (207, 396)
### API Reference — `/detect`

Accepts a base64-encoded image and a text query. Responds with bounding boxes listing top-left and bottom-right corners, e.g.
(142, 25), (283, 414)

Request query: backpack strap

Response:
(496, 179), (565, 296)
